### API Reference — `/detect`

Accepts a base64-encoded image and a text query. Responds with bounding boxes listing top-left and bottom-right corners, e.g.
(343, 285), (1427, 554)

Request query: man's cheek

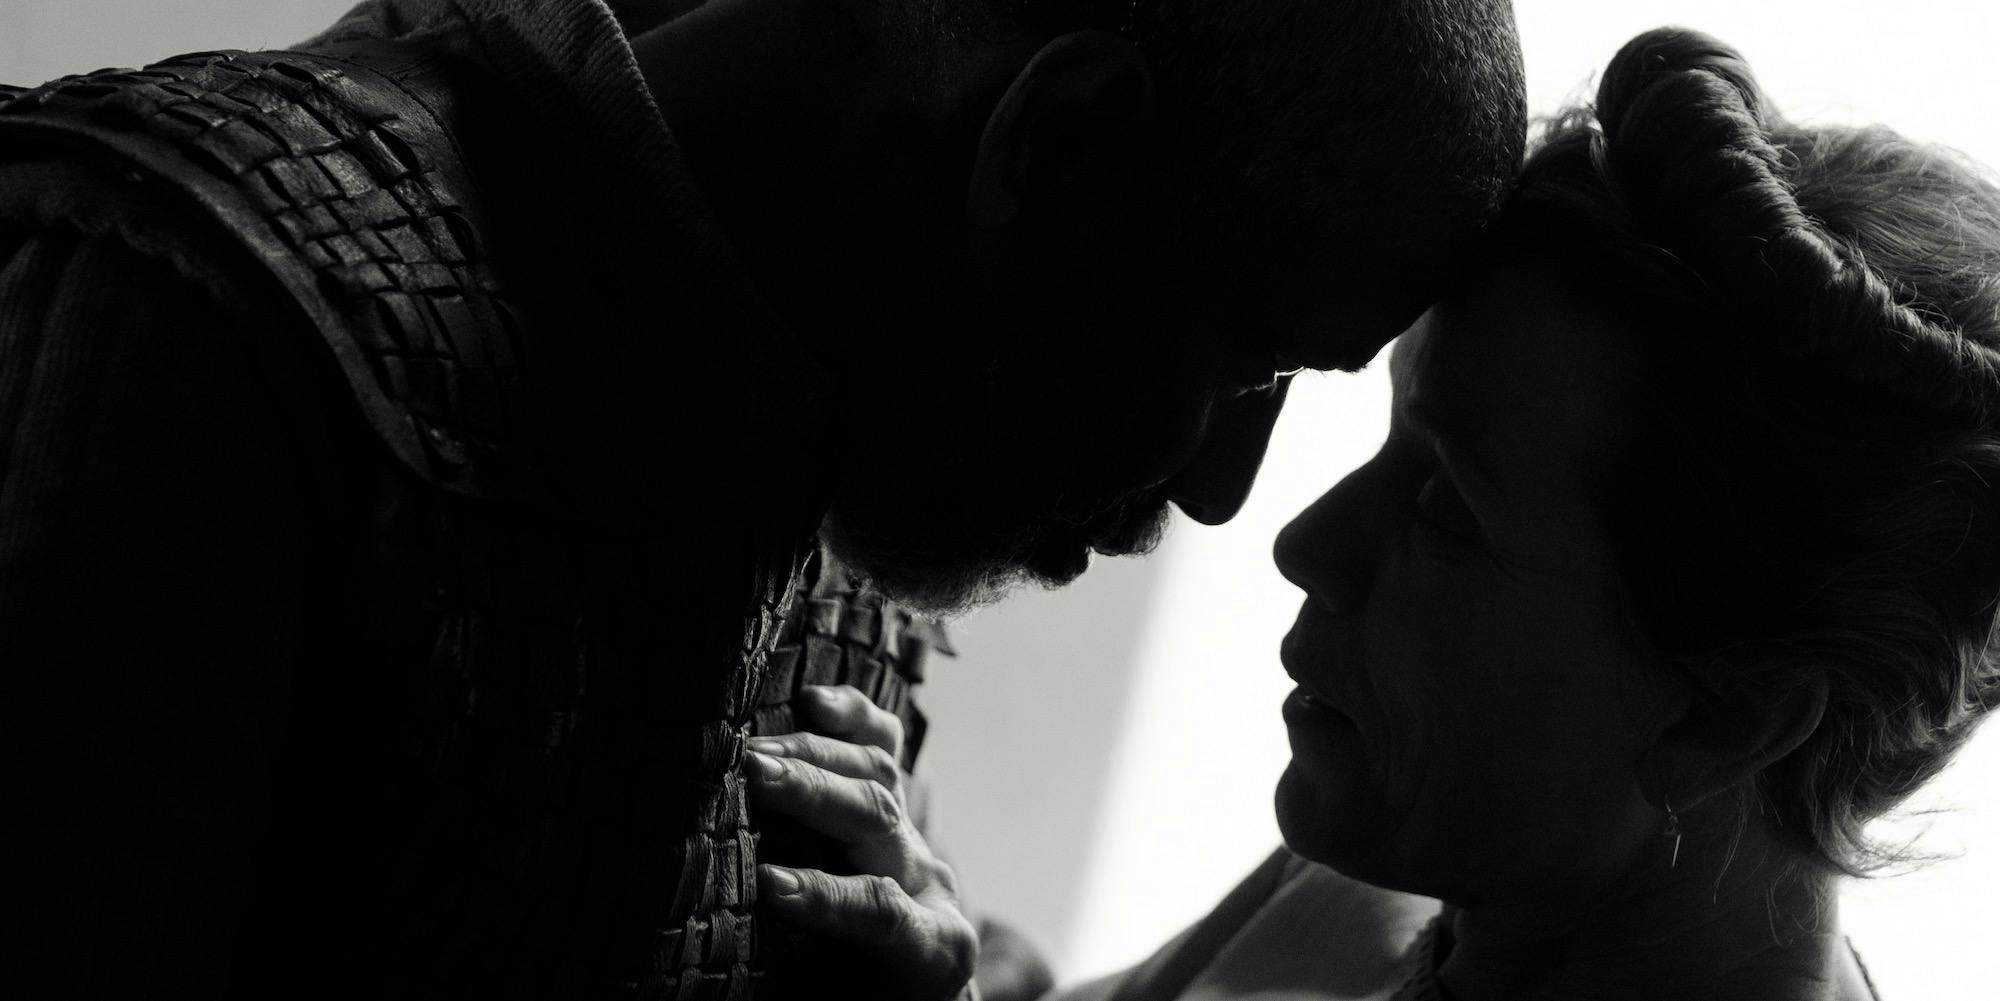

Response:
(1085, 386), (1215, 489)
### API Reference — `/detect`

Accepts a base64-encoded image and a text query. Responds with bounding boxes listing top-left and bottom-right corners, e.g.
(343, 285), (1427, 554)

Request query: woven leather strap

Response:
(0, 47), (787, 999)
(758, 546), (951, 767)
(0, 47), (933, 1001)
(0, 46), (543, 501)
(749, 548), (953, 997)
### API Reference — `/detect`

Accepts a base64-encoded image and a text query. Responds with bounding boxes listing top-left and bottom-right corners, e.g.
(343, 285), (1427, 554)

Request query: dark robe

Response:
(0, 0), (918, 996)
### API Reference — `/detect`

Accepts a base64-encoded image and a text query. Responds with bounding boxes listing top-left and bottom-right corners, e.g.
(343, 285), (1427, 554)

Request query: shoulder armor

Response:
(0, 47), (542, 500)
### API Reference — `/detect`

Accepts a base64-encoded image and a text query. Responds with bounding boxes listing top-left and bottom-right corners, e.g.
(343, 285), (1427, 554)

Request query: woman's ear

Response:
(1639, 673), (1830, 813)
(968, 31), (1157, 254)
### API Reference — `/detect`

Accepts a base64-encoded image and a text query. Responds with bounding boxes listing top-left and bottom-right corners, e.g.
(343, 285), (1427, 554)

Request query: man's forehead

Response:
(1258, 265), (1437, 373)
(1270, 311), (1397, 374)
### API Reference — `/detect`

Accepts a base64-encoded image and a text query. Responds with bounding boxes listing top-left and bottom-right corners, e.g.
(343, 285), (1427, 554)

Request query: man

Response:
(0, 0), (1524, 996)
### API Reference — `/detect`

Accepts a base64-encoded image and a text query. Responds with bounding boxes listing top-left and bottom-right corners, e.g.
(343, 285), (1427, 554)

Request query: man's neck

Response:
(1437, 839), (1872, 1001)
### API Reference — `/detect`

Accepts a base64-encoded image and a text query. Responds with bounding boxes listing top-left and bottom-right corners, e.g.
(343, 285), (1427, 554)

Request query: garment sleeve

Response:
(1038, 847), (1296, 1001)
(0, 223), (312, 996)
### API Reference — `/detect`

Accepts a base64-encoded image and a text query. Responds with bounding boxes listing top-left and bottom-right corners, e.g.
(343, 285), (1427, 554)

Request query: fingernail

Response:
(764, 865), (801, 897)
(746, 737), (785, 756)
(748, 751), (784, 781)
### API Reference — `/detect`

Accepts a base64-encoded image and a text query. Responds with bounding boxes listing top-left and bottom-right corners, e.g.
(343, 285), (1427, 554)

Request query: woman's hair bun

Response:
(1593, 27), (1807, 260)
(1501, 26), (2000, 876)
(1572, 27), (2000, 418)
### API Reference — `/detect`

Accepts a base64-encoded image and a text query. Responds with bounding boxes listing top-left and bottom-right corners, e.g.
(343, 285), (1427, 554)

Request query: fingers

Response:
(759, 864), (978, 999)
(748, 731), (902, 792)
(748, 749), (959, 898)
(748, 749), (907, 849)
(750, 693), (974, 1001)
(796, 684), (905, 762)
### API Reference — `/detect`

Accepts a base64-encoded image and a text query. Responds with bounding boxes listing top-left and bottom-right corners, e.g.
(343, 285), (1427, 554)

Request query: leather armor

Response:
(0, 45), (943, 1000)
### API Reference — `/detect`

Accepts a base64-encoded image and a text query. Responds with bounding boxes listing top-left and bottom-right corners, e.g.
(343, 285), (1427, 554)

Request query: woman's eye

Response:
(1413, 472), (1480, 541)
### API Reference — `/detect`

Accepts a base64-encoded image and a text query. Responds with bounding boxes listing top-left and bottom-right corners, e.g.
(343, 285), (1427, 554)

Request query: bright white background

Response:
(5, 2), (1997, 998)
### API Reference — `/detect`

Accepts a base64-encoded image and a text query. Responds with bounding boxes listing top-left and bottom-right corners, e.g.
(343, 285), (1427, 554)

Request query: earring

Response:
(1662, 794), (1683, 869)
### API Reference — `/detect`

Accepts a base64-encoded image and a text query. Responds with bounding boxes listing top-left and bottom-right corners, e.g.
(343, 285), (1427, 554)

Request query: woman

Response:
(746, 27), (2000, 1000)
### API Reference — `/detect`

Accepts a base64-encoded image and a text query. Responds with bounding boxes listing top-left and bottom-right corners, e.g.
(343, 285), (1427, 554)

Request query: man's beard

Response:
(813, 353), (1202, 616)
(815, 264), (1200, 616)
(820, 468), (1174, 618)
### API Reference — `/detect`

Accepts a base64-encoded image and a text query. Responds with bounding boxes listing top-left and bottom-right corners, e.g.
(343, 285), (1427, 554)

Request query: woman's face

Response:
(1272, 260), (1687, 907)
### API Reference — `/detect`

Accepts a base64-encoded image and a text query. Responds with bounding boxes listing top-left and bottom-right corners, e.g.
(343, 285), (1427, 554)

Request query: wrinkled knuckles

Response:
(789, 758), (834, 800)
(862, 873), (914, 939)
(773, 731), (831, 764)
(824, 684), (870, 715)
(747, 751), (788, 788)
(863, 696), (901, 731)
(866, 780), (905, 834)
(796, 870), (848, 925)
(926, 857), (962, 897)
(945, 913), (980, 992)
(862, 744), (902, 790)
(870, 704), (907, 756)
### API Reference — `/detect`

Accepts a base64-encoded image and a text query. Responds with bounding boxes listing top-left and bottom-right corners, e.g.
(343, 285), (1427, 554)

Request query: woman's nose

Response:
(1274, 463), (1392, 616)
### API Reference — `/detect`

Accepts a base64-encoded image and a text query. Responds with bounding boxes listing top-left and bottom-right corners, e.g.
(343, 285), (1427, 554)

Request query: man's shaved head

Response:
(908, 0), (1527, 364)
(1141, 0), (1524, 234)
(657, 0), (1528, 610)
(1137, 0), (1528, 364)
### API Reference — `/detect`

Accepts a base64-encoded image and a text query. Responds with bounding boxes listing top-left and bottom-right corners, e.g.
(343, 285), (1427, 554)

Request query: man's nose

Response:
(1162, 379), (1291, 525)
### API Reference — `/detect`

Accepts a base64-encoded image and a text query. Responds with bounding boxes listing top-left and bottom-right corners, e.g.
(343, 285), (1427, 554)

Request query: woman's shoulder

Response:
(1174, 851), (1441, 1000)
(1051, 847), (1442, 1001)
(1263, 849), (1443, 953)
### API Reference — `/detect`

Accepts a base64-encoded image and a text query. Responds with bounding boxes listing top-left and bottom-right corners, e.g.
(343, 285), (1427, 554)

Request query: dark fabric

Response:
(0, 2), (841, 996)
(0, 216), (320, 996)
(0, 47), (562, 503)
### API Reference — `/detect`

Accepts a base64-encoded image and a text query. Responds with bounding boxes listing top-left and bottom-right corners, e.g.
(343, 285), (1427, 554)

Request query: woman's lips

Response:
(1280, 626), (1345, 713)
(1282, 686), (1363, 781)
(1282, 685), (1352, 727)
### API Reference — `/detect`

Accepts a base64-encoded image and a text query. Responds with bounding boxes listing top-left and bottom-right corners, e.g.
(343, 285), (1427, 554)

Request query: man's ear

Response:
(1639, 674), (1830, 813)
(968, 31), (1157, 253)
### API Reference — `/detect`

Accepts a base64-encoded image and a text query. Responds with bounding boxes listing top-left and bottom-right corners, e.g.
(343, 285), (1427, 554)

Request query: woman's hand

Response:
(748, 684), (979, 1001)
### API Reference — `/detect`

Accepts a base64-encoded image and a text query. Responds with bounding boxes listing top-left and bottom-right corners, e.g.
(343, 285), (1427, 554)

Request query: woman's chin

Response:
(1275, 759), (1433, 897)
(1274, 761), (1368, 868)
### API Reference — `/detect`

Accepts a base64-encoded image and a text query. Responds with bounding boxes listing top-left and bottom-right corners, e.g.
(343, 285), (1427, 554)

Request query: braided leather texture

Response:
(0, 49), (855, 999)
(750, 548), (954, 999)
(758, 546), (952, 770)
(0, 48), (536, 499)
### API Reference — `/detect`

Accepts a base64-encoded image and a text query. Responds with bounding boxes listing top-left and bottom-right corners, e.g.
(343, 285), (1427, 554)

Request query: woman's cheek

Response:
(1366, 589), (1467, 787)
(1368, 569), (1514, 834)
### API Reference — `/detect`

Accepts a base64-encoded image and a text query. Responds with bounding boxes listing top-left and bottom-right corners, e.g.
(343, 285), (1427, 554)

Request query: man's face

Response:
(820, 213), (1408, 614)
